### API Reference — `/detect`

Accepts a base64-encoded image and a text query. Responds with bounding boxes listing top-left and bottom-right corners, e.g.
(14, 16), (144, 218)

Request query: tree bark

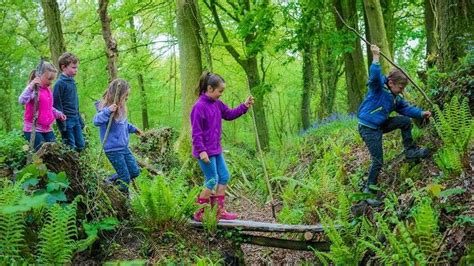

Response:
(175, 0), (203, 157)
(381, 0), (395, 56)
(98, 0), (118, 81)
(129, 17), (149, 130)
(0, 70), (12, 132)
(362, 4), (372, 72)
(334, 0), (368, 114)
(424, 0), (436, 68)
(301, 44), (313, 130)
(363, 0), (392, 73)
(434, 0), (474, 71)
(40, 0), (66, 70)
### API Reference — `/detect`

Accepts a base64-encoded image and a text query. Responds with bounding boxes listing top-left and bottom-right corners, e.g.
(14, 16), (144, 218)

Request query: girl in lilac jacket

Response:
(191, 72), (254, 221)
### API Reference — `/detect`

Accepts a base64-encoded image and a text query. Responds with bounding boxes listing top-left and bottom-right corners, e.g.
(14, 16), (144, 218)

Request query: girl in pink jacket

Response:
(19, 62), (66, 151)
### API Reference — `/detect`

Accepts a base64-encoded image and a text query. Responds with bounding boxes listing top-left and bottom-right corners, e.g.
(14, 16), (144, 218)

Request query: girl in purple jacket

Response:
(191, 72), (254, 221)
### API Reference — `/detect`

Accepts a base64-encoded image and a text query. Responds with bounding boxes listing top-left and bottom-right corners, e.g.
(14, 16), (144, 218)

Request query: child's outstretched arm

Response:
(395, 99), (424, 118)
(93, 104), (116, 126)
(220, 96), (254, 121)
(368, 45), (385, 92)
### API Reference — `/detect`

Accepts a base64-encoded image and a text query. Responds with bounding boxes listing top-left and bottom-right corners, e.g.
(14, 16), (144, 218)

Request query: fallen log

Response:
(188, 219), (325, 233)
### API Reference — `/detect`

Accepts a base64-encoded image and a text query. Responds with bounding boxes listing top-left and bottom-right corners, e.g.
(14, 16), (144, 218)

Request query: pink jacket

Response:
(19, 84), (63, 132)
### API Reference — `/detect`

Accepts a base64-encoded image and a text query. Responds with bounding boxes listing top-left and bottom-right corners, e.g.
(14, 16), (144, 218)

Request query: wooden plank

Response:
(188, 219), (325, 233)
(241, 234), (330, 251)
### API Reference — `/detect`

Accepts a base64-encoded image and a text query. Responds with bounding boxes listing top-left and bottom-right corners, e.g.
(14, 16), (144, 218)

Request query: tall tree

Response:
(40, 0), (66, 69)
(98, 0), (118, 81)
(175, 0), (203, 156)
(363, 0), (392, 73)
(433, 0), (473, 71)
(206, 0), (274, 150)
(380, 0), (395, 56)
(362, 5), (373, 72)
(128, 17), (149, 129)
(424, 0), (436, 68)
(334, 0), (368, 114)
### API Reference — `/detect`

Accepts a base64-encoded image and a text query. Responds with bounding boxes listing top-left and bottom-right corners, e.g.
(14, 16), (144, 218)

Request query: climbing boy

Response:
(53, 52), (85, 151)
(358, 45), (432, 205)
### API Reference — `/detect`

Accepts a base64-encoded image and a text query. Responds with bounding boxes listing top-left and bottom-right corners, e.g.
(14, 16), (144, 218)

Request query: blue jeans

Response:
(198, 153), (230, 190)
(24, 131), (56, 151)
(105, 148), (140, 191)
(358, 116), (414, 188)
(59, 116), (85, 151)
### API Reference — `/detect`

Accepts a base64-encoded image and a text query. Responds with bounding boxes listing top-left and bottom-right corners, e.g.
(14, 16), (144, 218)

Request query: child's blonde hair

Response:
(99, 78), (130, 121)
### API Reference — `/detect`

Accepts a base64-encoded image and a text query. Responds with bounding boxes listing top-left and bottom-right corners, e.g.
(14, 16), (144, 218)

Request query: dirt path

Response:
(228, 195), (318, 265)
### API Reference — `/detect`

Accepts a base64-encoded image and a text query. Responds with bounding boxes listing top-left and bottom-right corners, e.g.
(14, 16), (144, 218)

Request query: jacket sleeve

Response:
(18, 85), (34, 105)
(52, 108), (64, 119)
(53, 81), (64, 111)
(395, 98), (423, 118)
(127, 123), (138, 133)
(367, 63), (385, 92)
(190, 107), (206, 154)
(219, 101), (249, 121)
(93, 107), (112, 126)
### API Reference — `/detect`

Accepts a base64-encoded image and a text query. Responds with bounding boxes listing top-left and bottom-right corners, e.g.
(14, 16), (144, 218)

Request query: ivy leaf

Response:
(427, 183), (445, 197)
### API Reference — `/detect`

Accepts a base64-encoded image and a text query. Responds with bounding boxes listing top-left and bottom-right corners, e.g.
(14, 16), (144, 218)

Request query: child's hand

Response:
(136, 128), (143, 136)
(58, 113), (67, 121)
(199, 151), (210, 164)
(28, 77), (41, 90)
(244, 96), (255, 108)
(370, 45), (380, 56)
(108, 104), (118, 112)
(422, 110), (432, 118)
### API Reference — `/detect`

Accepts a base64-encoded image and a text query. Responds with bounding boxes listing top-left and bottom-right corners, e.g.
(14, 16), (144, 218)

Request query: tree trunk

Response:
(129, 17), (149, 130)
(434, 0), (474, 71)
(363, 0), (392, 73)
(424, 0), (436, 68)
(175, 0), (203, 157)
(334, 0), (368, 114)
(301, 44), (313, 130)
(40, 0), (66, 70)
(362, 4), (372, 72)
(381, 0), (395, 56)
(0, 70), (12, 132)
(98, 0), (118, 81)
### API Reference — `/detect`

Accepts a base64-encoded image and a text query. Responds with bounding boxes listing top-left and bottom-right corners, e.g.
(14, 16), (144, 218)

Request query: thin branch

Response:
(215, 1), (240, 22)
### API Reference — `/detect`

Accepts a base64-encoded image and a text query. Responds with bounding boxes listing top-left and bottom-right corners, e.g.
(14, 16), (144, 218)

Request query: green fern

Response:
(432, 96), (473, 154)
(130, 173), (200, 231)
(36, 196), (81, 264)
(202, 204), (218, 236)
(0, 180), (25, 263)
(434, 146), (463, 174)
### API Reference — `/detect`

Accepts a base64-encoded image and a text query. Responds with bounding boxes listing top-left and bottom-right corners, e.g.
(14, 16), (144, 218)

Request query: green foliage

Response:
(201, 204), (218, 237)
(36, 197), (81, 264)
(0, 130), (27, 171)
(434, 147), (463, 175)
(130, 172), (200, 232)
(410, 197), (442, 260)
(76, 217), (119, 252)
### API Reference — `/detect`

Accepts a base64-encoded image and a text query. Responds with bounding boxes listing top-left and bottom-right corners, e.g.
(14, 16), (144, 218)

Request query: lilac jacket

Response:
(190, 94), (248, 158)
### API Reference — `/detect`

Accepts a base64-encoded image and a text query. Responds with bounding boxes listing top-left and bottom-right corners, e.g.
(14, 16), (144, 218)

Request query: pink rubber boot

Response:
(193, 197), (210, 222)
(212, 195), (238, 220)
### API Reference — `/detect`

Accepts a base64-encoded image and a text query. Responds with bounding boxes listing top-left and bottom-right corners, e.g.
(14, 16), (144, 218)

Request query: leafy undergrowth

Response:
(0, 96), (472, 264)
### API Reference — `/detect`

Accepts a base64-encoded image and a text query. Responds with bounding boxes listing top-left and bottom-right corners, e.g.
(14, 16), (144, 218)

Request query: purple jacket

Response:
(191, 94), (248, 158)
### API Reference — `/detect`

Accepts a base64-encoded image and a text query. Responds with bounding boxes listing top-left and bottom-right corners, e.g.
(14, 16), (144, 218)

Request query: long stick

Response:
(245, 80), (276, 219)
(97, 81), (121, 165)
(28, 59), (44, 161)
(333, 7), (434, 106)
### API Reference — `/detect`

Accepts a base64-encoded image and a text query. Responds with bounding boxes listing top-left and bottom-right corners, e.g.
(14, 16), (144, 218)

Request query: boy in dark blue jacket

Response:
(358, 45), (431, 203)
(53, 52), (85, 151)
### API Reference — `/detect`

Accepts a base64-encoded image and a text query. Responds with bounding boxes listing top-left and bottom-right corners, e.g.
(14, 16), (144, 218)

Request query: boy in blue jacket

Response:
(53, 52), (85, 151)
(358, 45), (431, 204)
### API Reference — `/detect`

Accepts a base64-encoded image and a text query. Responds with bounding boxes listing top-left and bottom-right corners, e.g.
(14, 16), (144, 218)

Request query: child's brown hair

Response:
(58, 52), (79, 71)
(387, 68), (408, 87)
(99, 78), (130, 121)
(197, 71), (225, 95)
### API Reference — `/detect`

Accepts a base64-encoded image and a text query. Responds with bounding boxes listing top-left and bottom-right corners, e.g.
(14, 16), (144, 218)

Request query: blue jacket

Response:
(93, 102), (137, 152)
(357, 63), (423, 129)
(53, 74), (83, 130)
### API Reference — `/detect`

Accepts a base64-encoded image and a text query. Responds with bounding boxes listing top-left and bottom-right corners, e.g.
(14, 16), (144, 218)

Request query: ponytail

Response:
(197, 71), (225, 95)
